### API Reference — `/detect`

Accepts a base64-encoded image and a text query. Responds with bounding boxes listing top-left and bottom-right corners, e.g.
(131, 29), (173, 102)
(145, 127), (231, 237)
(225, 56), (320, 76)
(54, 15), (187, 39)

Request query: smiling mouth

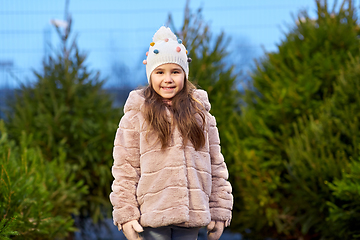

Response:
(161, 87), (175, 90)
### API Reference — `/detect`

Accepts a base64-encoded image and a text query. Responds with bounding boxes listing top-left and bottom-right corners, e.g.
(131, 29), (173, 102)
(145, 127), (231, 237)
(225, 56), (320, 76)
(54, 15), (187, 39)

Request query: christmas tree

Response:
(5, 18), (120, 224)
(0, 120), (87, 239)
(231, 0), (360, 239)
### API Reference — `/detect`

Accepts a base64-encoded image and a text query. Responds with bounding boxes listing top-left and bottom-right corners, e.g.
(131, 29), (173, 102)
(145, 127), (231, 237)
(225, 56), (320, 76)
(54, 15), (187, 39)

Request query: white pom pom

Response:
(153, 26), (177, 42)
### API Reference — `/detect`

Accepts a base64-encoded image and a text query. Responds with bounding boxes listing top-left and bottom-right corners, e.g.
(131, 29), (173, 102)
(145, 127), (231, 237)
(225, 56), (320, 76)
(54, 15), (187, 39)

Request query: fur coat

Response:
(110, 89), (233, 228)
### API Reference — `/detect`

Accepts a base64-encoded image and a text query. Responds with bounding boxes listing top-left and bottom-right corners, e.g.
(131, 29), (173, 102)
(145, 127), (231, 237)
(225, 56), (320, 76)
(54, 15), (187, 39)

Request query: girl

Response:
(110, 26), (233, 240)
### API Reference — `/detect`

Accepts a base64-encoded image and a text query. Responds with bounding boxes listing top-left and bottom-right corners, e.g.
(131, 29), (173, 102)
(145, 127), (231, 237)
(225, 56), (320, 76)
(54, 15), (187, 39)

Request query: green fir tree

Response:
(0, 120), (87, 239)
(284, 54), (360, 239)
(5, 18), (120, 223)
(230, 0), (360, 239)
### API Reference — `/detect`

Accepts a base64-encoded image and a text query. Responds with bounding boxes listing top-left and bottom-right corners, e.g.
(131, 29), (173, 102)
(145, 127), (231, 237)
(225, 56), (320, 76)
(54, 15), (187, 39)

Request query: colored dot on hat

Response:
(187, 58), (192, 62)
(165, 38), (169, 42)
(177, 39), (182, 44)
(154, 49), (159, 54)
(176, 47), (181, 52)
(146, 51), (149, 56)
(150, 42), (155, 46)
(186, 50), (188, 54)
(143, 60), (147, 65)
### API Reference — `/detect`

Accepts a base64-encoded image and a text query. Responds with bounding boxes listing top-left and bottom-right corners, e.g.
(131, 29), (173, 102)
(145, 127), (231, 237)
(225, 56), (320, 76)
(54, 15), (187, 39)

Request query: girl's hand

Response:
(207, 220), (225, 240)
(121, 220), (144, 240)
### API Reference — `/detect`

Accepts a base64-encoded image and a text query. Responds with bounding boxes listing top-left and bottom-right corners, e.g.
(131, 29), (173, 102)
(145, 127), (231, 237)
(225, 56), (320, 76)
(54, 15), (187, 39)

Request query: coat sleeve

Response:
(109, 111), (141, 227)
(208, 114), (233, 225)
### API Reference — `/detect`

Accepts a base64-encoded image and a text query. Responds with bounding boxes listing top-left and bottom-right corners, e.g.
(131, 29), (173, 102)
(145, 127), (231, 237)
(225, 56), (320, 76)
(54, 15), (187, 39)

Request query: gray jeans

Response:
(142, 225), (201, 240)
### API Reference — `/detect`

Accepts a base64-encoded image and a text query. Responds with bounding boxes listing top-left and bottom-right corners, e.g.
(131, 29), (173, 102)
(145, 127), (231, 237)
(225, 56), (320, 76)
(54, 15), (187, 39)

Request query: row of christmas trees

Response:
(1, 0), (359, 239)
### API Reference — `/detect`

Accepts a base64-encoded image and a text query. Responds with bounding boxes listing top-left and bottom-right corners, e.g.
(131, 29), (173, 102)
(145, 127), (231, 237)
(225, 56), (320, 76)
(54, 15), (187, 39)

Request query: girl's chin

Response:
(159, 92), (176, 99)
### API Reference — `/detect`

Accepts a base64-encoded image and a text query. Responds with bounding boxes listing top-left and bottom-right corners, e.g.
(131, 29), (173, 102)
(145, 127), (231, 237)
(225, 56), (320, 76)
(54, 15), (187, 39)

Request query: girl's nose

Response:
(164, 73), (173, 83)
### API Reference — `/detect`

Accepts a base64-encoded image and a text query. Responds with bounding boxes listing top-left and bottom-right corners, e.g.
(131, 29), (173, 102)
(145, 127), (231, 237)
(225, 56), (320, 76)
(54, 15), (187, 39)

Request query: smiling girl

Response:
(110, 26), (233, 240)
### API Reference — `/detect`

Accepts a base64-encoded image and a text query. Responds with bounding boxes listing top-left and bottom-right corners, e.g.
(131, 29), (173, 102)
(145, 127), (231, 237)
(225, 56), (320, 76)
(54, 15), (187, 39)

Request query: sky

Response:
(0, 0), (342, 88)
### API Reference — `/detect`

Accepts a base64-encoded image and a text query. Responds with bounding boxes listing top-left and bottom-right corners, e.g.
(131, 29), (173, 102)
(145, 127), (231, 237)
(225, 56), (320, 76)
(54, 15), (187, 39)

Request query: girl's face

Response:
(150, 63), (185, 99)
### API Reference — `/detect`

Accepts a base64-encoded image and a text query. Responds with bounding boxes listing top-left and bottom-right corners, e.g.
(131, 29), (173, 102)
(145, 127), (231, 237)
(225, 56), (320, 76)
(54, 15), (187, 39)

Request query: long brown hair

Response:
(143, 78), (206, 150)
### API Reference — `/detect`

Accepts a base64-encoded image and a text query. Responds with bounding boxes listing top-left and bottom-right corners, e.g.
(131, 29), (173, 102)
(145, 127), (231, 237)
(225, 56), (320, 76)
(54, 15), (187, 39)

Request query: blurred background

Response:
(0, 0), (336, 89)
(1, 0), (360, 240)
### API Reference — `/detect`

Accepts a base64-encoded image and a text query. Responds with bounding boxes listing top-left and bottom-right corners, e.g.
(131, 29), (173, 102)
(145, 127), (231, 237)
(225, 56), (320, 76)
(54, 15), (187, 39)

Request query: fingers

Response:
(225, 219), (231, 227)
(132, 221), (144, 233)
(208, 230), (222, 240)
(207, 220), (216, 231)
(207, 221), (225, 240)
(117, 223), (122, 231)
(123, 228), (138, 240)
(122, 220), (143, 240)
(215, 221), (225, 232)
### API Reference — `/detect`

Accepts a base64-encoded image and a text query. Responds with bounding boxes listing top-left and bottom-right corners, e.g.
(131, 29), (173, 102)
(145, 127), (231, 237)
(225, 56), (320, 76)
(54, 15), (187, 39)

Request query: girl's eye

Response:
(156, 71), (164, 74)
(172, 71), (180, 74)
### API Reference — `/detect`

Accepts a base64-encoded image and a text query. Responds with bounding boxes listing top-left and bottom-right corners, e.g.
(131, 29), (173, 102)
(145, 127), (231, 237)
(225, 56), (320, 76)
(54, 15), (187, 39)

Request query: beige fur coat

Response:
(110, 89), (233, 228)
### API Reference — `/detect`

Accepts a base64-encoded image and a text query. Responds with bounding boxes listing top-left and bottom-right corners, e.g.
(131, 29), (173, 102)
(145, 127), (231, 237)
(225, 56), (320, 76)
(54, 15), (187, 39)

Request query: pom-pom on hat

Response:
(143, 26), (189, 83)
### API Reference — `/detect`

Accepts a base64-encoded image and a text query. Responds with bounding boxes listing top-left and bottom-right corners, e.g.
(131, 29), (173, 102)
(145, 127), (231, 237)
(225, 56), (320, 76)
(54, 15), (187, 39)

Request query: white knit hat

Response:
(143, 26), (191, 83)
